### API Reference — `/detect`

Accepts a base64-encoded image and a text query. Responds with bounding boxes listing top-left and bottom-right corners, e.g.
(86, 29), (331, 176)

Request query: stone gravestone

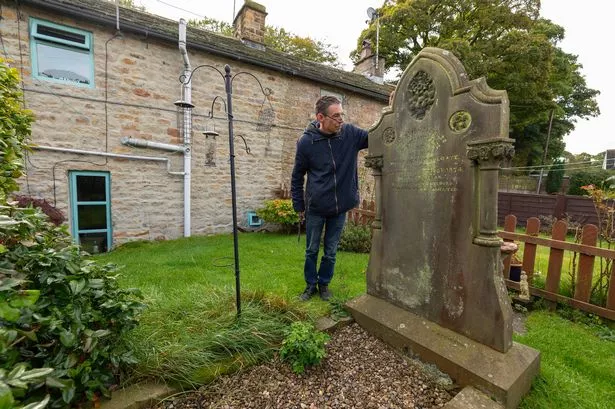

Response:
(347, 48), (539, 408)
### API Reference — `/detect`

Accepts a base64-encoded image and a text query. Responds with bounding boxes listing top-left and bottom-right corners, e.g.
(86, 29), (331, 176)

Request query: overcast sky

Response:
(136, 0), (613, 155)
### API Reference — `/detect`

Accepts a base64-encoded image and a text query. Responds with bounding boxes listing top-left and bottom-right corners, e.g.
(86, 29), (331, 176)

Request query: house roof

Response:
(23, 0), (392, 102)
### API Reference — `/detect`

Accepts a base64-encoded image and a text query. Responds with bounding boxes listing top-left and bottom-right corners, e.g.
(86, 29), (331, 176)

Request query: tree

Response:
(189, 18), (341, 67)
(107, 0), (146, 11)
(354, 0), (599, 166)
(545, 159), (564, 194)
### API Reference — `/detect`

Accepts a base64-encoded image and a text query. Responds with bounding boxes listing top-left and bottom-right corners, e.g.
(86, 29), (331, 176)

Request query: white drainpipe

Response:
(121, 136), (186, 153)
(179, 19), (192, 237)
(33, 145), (185, 176)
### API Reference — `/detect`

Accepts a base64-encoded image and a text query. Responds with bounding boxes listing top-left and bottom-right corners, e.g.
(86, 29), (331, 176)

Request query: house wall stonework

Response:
(2, 2), (386, 247)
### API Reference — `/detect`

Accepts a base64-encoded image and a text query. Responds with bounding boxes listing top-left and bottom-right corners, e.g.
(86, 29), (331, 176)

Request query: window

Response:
(30, 18), (94, 87)
(69, 171), (112, 253)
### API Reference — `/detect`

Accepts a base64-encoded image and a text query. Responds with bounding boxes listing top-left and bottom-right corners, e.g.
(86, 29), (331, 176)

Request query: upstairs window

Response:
(30, 18), (94, 87)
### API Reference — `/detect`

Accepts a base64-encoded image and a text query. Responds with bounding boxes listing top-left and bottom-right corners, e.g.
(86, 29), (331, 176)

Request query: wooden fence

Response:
(497, 192), (602, 226)
(500, 214), (615, 320)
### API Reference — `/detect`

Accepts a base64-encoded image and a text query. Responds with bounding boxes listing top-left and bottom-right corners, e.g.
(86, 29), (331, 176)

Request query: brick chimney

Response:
(353, 39), (385, 84)
(233, 1), (267, 50)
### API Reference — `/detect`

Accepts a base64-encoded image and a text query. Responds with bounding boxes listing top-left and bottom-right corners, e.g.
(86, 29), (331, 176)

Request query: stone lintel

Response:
(346, 294), (540, 409)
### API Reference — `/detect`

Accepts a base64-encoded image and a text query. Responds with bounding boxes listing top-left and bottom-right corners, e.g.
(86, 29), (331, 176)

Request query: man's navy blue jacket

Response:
(291, 121), (368, 217)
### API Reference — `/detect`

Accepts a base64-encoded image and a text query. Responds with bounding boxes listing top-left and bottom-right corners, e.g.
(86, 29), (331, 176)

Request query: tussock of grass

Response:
(124, 288), (313, 386)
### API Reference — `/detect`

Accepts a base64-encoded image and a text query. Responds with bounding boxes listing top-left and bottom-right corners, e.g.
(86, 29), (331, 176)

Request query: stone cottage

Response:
(0, 0), (390, 251)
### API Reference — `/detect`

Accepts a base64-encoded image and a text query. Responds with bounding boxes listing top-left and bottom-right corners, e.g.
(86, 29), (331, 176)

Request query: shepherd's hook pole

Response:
(225, 64), (241, 318)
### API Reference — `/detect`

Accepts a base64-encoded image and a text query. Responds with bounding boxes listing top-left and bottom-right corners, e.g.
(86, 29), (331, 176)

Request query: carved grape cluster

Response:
(407, 71), (436, 120)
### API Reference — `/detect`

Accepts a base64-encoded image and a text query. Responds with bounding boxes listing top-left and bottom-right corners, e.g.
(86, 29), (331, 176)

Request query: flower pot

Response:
(509, 264), (522, 282)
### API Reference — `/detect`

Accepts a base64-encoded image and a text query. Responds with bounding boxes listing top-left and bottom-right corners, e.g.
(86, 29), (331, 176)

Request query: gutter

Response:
(20, 0), (390, 102)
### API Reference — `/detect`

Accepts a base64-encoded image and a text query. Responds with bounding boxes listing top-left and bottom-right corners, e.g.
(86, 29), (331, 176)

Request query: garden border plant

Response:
(0, 58), (145, 408)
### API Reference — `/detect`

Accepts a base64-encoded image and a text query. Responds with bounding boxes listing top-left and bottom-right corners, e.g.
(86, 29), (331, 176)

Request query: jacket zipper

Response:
(328, 139), (339, 214)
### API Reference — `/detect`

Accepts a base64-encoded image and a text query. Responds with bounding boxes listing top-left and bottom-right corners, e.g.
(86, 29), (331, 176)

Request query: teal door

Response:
(69, 171), (112, 253)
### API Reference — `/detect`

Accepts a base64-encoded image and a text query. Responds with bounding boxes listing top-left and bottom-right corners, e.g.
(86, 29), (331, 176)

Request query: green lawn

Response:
(96, 233), (614, 408)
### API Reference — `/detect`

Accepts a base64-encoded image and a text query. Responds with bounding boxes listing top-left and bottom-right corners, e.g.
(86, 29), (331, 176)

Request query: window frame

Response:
(29, 18), (95, 88)
(69, 171), (112, 252)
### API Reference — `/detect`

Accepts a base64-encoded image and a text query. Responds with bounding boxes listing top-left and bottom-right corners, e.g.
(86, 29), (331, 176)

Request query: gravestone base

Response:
(347, 294), (540, 409)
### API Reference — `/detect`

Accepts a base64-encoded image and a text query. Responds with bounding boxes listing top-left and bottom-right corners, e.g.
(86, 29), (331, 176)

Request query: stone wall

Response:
(3, 3), (385, 247)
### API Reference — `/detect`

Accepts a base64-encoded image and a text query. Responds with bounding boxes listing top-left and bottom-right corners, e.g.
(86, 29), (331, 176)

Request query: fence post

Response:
(522, 218), (540, 283)
(574, 224), (598, 303)
(607, 261), (615, 311)
(554, 194), (566, 220)
(544, 220), (567, 310)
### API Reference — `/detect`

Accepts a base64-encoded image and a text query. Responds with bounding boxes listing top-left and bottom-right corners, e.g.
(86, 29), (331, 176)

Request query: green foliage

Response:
(545, 159), (565, 194)
(107, 0), (145, 11)
(567, 169), (614, 195)
(356, 1), (599, 167)
(279, 322), (330, 374)
(0, 205), (145, 407)
(257, 199), (299, 232)
(0, 59), (33, 202)
(188, 19), (341, 66)
(338, 221), (372, 253)
(264, 26), (341, 67)
(188, 17), (233, 36)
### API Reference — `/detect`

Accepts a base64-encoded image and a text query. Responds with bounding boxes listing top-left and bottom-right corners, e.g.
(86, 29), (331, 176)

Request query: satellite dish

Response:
(367, 7), (377, 20)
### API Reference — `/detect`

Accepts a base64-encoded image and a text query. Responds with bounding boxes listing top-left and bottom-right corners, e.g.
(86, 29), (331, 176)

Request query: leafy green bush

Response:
(0, 59), (32, 202)
(279, 321), (329, 374)
(338, 221), (371, 253)
(567, 169), (614, 195)
(257, 199), (299, 233)
(0, 205), (145, 407)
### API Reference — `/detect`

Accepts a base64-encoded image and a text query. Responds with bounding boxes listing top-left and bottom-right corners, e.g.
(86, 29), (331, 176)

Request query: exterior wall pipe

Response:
(121, 136), (186, 152)
(33, 145), (185, 176)
(179, 18), (192, 238)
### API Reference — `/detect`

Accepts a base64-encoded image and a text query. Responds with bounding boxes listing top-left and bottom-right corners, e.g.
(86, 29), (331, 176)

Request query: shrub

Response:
(338, 221), (371, 253)
(279, 321), (329, 374)
(0, 204), (145, 407)
(0, 59), (32, 202)
(257, 199), (299, 233)
(567, 169), (614, 196)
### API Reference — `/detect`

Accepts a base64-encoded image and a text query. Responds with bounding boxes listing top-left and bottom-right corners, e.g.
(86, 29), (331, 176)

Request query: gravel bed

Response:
(153, 323), (456, 409)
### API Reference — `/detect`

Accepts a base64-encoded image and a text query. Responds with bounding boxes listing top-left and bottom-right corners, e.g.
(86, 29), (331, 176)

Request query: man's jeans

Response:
(304, 212), (346, 286)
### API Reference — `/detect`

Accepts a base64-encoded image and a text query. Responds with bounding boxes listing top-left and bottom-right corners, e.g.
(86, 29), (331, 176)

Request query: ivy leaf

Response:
(9, 290), (40, 308)
(0, 383), (15, 409)
(59, 331), (76, 347)
(68, 280), (86, 295)
(0, 303), (20, 322)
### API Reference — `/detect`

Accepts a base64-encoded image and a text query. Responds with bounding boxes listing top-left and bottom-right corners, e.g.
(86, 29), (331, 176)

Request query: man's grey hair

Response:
(315, 95), (341, 116)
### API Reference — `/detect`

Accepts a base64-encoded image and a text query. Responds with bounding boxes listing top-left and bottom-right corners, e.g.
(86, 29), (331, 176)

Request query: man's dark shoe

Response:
(299, 285), (318, 301)
(319, 284), (332, 301)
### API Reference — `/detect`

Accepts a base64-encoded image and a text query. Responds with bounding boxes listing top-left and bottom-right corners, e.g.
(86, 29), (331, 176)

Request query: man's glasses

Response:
(324, 113), (345, 123)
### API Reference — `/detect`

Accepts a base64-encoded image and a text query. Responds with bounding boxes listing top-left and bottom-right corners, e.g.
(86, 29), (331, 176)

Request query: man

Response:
(291, 96), (368, 301)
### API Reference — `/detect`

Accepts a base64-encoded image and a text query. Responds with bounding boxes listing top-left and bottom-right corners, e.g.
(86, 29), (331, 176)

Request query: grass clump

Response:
(124, 288), (310, 386)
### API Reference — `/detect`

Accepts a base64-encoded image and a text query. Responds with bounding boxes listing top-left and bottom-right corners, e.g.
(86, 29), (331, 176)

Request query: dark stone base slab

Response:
(346, 294), (540, 409)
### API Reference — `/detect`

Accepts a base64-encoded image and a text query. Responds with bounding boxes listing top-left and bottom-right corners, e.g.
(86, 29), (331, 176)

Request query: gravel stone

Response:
(152, 323), (456, 409)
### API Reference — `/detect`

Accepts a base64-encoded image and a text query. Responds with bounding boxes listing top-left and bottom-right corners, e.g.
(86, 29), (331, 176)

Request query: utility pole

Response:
(536, 108), (555, 194)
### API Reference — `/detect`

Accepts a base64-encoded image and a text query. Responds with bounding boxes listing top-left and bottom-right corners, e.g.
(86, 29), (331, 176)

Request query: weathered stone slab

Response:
(443, 386), (505, 409)
(365, 47), (515, 352)
(347, 294), (540, 409)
